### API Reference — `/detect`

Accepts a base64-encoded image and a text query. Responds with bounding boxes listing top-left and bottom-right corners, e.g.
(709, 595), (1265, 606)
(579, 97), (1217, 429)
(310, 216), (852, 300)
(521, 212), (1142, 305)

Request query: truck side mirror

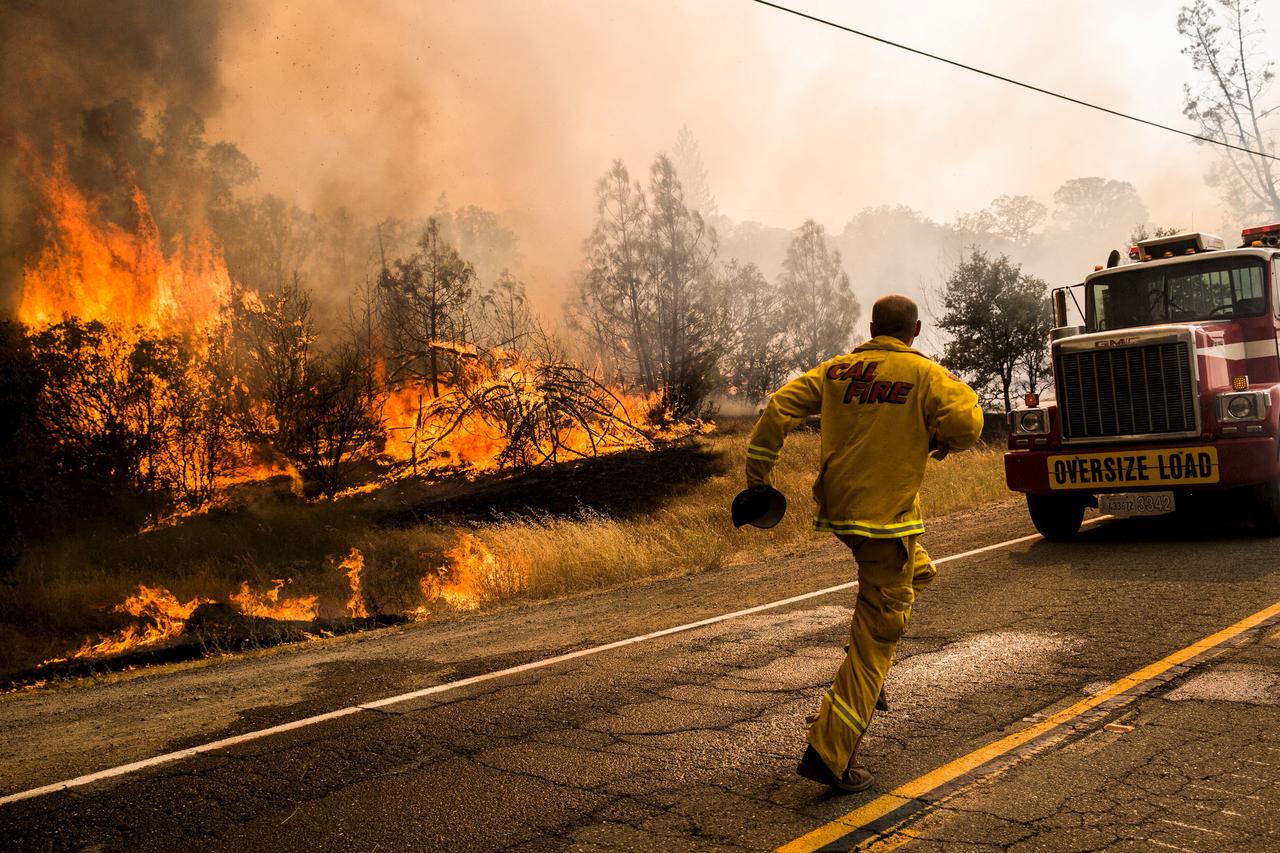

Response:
(1052, 289), (1069, 328)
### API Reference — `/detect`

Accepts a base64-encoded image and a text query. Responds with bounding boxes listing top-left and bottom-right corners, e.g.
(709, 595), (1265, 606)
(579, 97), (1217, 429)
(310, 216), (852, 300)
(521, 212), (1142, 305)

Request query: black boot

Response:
(796, 745), (874, 793)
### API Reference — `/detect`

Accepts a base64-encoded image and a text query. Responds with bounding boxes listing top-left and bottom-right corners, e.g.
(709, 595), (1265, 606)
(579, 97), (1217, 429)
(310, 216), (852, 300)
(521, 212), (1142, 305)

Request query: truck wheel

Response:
(1253, 478), (1280, 537)
(1027, 493), (1085, 540)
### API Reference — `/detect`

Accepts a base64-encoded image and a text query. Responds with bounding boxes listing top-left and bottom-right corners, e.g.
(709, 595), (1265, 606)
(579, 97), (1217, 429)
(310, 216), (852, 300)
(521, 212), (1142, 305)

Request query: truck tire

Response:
(1253, 478), (1280, 537)
(1027, 493), (1085, 540)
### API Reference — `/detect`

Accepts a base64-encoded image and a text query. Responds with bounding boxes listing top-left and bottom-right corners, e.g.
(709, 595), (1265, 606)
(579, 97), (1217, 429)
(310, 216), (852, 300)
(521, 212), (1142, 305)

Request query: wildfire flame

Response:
(228, 579), (320, 621)
(18, 143), (232, 334)
(418, 532), (527, 612)
(43, 541), (392, 666)
(340, 548), (369, 619)
(378, 348), (700, 475)
(68, 584), (210, 660)
(17, 144), (705, 502)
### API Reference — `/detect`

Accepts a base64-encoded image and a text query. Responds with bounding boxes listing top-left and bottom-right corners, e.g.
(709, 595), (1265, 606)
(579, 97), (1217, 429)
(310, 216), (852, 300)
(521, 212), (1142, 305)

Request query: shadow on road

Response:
(1009, 507), (1278, 583)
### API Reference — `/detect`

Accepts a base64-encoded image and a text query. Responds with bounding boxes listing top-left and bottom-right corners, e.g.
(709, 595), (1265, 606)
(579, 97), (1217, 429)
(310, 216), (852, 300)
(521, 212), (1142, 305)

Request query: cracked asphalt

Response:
(2, 500), (1278, 851)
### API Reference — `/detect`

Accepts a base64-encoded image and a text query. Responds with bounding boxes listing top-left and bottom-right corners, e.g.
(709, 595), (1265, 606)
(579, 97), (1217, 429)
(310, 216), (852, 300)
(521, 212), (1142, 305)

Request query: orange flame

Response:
(340, 548), (369, 619)
(419, 532), (527, 612)
(17, 141), (710, 530)
(18, 143), (232, 334)
(69, 584), (210, 660)
(229, 579), (320, 621)
(377, 348), (706, 475)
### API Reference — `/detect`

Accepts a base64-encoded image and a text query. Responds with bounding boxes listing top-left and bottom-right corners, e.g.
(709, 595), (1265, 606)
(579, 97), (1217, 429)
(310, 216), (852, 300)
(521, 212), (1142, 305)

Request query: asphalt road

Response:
(2, 500), (1279, 851)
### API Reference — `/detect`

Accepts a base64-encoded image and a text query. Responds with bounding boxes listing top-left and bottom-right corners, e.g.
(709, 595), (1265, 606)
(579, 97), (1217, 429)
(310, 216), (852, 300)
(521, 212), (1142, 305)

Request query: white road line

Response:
(0, 518), (1107, 807)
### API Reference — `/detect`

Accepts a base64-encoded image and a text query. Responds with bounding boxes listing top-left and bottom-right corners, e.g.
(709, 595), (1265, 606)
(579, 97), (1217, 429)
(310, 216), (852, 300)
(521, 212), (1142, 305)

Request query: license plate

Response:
(1098, 492), (1175, 516)
(1046, 447), (1219, 490)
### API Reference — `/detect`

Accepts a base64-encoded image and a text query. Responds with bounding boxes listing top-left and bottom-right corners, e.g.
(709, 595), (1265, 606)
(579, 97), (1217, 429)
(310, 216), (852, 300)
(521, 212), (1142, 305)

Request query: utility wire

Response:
(749, 0), (1280, 163)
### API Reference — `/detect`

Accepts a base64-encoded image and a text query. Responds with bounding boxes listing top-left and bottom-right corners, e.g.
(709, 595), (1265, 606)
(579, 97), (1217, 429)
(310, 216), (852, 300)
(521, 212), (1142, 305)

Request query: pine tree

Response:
(777, 220), (859, 371)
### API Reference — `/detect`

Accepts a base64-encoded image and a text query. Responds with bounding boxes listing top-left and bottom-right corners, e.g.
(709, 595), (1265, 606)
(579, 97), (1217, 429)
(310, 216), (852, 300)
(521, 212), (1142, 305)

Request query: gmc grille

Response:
(1056, 342), (1197, 439)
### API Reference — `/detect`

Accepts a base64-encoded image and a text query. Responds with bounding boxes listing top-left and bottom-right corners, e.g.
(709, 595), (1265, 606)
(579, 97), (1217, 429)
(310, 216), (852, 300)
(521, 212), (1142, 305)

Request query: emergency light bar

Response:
(1241, 222), (1280, 247)
(1131, 231), (1224, 261)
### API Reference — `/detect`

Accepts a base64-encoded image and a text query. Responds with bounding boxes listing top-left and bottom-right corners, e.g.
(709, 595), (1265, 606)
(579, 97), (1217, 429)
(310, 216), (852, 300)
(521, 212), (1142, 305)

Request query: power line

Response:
(749, 0), (1280, 163)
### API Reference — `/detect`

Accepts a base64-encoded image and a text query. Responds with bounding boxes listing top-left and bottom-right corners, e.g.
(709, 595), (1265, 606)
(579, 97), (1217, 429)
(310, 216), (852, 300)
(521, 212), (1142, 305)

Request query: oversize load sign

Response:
(1046, 447), (1219, 490)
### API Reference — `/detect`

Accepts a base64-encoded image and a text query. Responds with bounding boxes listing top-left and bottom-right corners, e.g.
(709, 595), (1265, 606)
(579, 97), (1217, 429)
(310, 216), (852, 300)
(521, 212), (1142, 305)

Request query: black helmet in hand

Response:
(731, 485), (787, 529)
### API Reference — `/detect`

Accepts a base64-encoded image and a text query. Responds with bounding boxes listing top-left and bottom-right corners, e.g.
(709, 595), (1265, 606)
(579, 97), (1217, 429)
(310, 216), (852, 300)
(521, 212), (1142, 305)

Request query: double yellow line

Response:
(780, 597), (1280, 852)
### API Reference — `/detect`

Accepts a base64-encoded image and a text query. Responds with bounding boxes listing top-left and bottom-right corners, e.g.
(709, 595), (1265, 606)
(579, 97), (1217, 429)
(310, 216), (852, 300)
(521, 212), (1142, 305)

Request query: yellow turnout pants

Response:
(807, 534), (935, 777)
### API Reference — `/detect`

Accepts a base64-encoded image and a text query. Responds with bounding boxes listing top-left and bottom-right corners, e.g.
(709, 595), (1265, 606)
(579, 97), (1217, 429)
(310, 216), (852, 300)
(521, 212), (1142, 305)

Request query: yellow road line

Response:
(779, 596), (1280, 853)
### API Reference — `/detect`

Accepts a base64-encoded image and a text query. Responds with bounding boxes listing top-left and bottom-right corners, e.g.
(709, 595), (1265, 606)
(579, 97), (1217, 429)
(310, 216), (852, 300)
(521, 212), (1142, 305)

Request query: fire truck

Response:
(1005, 225), (1280, 538)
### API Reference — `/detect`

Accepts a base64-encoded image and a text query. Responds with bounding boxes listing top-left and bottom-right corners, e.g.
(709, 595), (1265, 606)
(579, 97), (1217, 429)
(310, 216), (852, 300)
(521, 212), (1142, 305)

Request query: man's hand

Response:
(930, 442), (950, 461)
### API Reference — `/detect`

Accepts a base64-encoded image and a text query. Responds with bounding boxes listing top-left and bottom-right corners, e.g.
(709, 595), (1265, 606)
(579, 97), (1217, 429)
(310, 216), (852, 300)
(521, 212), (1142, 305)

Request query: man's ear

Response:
(869, 322), (878, 339)
(913, 319), (922, 337)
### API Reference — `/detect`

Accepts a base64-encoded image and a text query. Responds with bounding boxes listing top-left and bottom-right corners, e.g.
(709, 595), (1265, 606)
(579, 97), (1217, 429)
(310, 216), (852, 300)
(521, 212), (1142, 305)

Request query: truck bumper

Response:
(1004, 437), (1280, 495)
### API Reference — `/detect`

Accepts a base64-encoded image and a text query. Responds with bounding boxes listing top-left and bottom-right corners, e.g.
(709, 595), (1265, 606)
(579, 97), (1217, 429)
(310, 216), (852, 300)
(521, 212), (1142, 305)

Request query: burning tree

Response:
(24, 319), (239, 519)
(288, 344), (383, 498)
(378, 218), (477, 397)
(413, 348), (656, 470)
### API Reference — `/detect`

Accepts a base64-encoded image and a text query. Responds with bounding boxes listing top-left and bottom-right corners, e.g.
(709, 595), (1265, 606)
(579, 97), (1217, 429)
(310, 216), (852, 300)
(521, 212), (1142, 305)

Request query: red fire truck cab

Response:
(1005, 226), (1280, 538)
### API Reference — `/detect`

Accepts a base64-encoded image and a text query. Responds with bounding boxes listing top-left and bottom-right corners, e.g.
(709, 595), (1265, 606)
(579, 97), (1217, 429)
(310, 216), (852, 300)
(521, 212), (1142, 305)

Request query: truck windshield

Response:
(1088, 256), (1269, 331)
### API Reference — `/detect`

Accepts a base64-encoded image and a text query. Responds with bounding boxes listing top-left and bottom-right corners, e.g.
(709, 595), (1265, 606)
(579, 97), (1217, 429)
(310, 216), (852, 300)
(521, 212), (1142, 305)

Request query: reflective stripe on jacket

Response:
(745, 336), (983, 538)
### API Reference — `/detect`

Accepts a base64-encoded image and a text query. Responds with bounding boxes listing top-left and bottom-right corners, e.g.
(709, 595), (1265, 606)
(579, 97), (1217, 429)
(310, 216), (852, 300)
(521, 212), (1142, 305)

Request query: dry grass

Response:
(0, 427), (1010, 679)
(476, 431), (1009, 602)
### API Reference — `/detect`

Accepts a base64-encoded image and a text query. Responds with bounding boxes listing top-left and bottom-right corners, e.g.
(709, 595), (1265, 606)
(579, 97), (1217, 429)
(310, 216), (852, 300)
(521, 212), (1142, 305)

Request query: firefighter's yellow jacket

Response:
(745, 336), (983, 538)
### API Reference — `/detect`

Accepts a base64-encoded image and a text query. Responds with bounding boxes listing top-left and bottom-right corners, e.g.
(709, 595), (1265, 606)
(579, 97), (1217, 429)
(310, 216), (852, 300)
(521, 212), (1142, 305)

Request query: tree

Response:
(378, 218), (477, 396)
(0, 322), (50, 571)
(289, 344), (382, 498)
(575, 156), (727, 419)
(1178, 0), (1280, 218)
(937, 250), (1052, 412)
(720, 260), (789, 402)
(956, 194), (1048, 243)
(576, 159), (656, 391)
(1052, 178), (1149, 240)
(777, 219), (859, 371)
(221, 195), (317, 294)
(479, 270), (534, 351)
(163, 329), (237, 508)
(645, 154), (724, 418)
(238, 275), (316, 458)
(1128, 224), (1185, 245)
(24, 319), (238, 521)
(446, 205), (522, 288)
(670, 124), (719, 221)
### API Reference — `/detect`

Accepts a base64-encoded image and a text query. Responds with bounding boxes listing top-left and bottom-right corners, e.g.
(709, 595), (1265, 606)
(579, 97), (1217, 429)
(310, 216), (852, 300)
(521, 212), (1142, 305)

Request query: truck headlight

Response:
(1228, 396), (1254, 419)
(1012, 408), (1049, 434)
(1217, 391), (1268, 422)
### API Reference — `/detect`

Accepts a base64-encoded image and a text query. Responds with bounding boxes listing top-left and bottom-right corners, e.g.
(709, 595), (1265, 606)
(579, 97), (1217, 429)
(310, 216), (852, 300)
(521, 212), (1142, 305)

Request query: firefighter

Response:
(741, 293), (982, 792)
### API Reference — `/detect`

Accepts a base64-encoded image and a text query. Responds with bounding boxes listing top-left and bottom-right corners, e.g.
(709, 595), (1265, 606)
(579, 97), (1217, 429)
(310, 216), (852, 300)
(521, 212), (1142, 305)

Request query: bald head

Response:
(870, 294), (921, 344)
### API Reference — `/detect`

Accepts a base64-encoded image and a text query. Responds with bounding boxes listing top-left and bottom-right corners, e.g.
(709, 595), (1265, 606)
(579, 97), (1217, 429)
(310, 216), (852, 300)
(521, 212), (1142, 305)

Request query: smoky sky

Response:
(1, 0), (1260, 314)
(208, 0), (1241, 303)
